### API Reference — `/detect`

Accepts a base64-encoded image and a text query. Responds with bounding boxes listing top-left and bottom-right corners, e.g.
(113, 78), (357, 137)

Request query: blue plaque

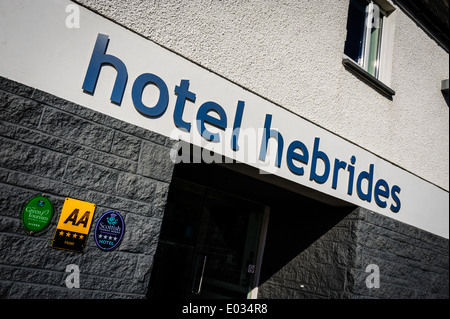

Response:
(94, 211), (125, 251)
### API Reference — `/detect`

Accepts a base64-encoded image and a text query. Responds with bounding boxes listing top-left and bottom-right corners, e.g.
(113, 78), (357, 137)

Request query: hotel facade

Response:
(0, 0), (448, 299)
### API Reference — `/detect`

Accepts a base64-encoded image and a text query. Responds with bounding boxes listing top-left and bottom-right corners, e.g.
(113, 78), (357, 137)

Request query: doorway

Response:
(148, 166), (269, 299)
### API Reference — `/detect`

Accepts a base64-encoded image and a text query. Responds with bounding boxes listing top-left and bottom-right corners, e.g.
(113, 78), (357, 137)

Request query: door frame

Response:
(170, 177), (271, 299)
(184, 180), (271, 299)
(249, 205), (270, 299)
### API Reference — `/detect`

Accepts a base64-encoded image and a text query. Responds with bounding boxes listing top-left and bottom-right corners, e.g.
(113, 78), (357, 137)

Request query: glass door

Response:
(149, 178), (267, 299)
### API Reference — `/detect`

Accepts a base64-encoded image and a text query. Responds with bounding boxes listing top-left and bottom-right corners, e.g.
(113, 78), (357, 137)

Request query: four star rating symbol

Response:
(55, 229), (117, 245)
(58, 230), (84, 239)
(98, 234), (118, 241)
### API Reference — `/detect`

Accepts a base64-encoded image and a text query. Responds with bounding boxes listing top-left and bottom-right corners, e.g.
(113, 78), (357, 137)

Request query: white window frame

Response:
(376, 0), (396, 87)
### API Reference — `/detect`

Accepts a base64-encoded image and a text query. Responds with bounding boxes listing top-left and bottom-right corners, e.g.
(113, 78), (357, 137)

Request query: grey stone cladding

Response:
(258, 208), (449, 299)
(0, 76), (175, 299)
(352, 208), (449, 299)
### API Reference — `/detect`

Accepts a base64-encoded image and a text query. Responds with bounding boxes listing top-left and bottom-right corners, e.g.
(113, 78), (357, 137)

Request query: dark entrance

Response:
(148, 164), (267, 299)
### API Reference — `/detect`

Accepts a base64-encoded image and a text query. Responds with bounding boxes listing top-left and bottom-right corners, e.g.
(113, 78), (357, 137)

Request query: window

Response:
(344, 0), (385, 78)
(343, 0), (396, 96)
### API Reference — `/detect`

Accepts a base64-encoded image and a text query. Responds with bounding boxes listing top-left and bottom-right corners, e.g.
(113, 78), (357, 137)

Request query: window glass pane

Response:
(367, 9), (383, 77)
(344, 0), (367, 65)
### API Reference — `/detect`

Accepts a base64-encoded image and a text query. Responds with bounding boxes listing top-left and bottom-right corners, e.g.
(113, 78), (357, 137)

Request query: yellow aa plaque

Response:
(51, 197), (96, 253)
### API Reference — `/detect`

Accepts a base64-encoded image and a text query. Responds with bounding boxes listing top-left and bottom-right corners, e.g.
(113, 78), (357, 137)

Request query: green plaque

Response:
(22, 195), (53, 234)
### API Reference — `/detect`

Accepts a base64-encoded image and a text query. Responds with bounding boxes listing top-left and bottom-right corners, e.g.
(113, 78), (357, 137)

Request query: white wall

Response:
(78, 0), (449, 191)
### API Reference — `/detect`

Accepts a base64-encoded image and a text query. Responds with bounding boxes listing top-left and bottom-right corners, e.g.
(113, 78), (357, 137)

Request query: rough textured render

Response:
(77, 0), (449, 190)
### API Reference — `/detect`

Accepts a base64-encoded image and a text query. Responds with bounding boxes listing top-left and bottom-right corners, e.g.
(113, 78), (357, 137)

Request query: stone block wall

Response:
(258, 206), (449, 299)
(0, 76), (175, 298)
(353, 208), (449, 299)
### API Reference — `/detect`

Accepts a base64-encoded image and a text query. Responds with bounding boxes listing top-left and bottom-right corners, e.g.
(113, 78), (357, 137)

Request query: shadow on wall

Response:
(258, 196), (356, 299)
(443, 91), (449, 107)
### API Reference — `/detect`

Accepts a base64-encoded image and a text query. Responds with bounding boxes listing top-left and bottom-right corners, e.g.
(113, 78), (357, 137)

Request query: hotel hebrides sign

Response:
(83, 33), (402, 214)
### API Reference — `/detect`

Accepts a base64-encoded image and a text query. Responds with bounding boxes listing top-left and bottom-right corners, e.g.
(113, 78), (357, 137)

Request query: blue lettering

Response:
(347, 156), (356, 195)
(309, 137), (330, 184)
(259, 114), (284, 168)
(286, 140), (309, 175)
(196, 101), (227, 142)
(132, 73), (169, 118)
(81, 33), (403, 213)
(356, 164), (374, 203)
(231, 101), (245, 151)
(374, 179), (389, 208)
(82, 33), (128, 105)
(174, 79), (196, 132)
(390, 185), (401, 213)
(332, 159), (347, 190)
